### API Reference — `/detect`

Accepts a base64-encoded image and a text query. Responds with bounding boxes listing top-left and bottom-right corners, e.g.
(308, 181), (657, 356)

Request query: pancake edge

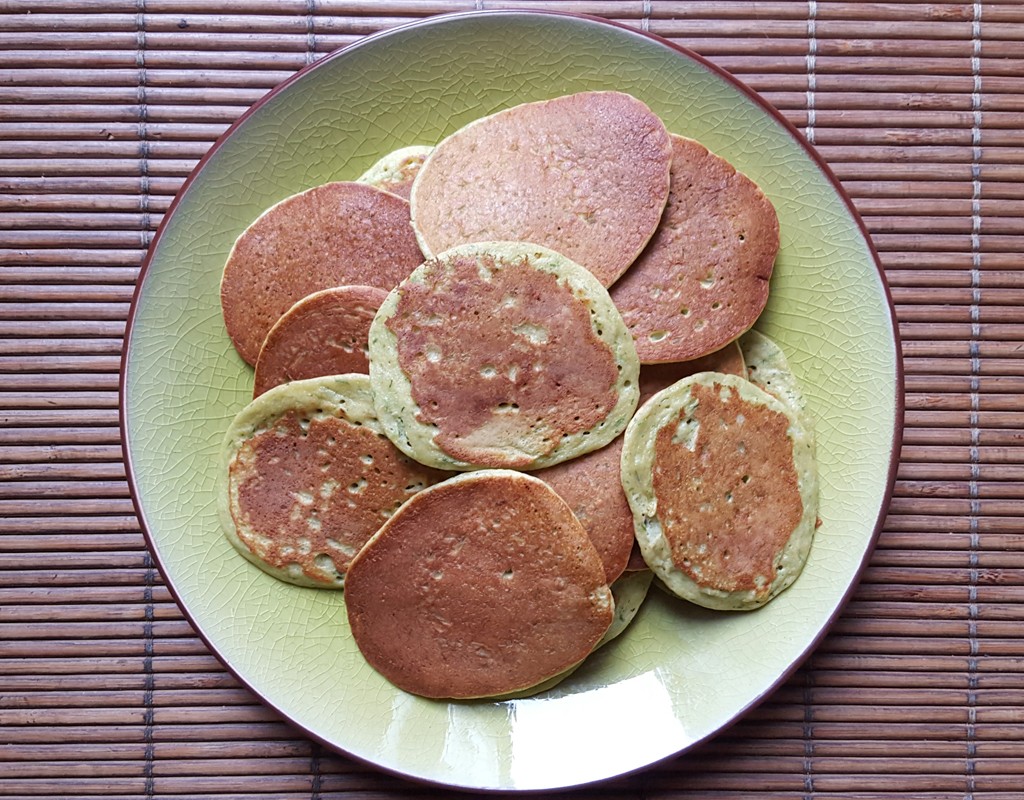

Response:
(621, 371), (818, 611)
(217, 373), (382, 589)
(368, 240), (641, 471)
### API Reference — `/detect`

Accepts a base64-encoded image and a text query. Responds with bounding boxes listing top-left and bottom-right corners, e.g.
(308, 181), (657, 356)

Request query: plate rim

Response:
(119, 8), (906, 791)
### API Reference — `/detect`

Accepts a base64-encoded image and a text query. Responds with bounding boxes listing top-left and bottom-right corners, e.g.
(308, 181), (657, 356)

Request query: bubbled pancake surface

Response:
(410, 91), (672, 287)
(369, 241), (640, 471)
(610, 134), (780, 363)
(219, 375), (448, 588)
(356, 145), (433, 199)
(220, 181), (424, 365)
(622, 372), (817, 610)
(344, 470), (614, 700)
(253, 285), (387, 397)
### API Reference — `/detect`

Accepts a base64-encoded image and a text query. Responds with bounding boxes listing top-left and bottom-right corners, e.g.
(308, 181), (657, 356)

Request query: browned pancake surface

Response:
(221, 181), (423, 365)
(411, 91), (671, 286)
(652, 379), (802, 599)
(536, 439), (633, 584)
(253, 285), (387, 397)
(227, 410), (447, 585)
(385, 250), (621, 468)
(344, 471), (613, 699)
(611, 135), (779, 363)
(638, 340), (745, 401)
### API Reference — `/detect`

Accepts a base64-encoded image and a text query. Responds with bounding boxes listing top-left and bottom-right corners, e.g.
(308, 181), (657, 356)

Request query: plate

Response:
(121, 10), (902, 792)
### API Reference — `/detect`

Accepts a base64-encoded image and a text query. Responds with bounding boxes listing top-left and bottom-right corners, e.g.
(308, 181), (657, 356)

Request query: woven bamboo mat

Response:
(2, 1), (1023, 798)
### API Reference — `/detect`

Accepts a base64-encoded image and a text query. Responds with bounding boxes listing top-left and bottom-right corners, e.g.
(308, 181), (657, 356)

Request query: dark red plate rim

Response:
(119, 9), (905, 793)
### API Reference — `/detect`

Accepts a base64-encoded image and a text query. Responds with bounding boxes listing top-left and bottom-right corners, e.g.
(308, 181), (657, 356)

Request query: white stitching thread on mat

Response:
(642, 0), (651, 32)
(805, 0), (817, 144)
(967, 3), (983, 798)
(136, 0), (150, 250)
(306, 0), (317, 65)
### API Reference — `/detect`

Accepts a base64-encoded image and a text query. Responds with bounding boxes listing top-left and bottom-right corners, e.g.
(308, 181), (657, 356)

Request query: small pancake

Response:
(600, 568), (654, 646)
(253, 285), (387, 397)
(369, 241), (640, 471)
(639, 340), (746, 402)
(739, 329), (812, 433)
(410, 91), (672, 286)
(610, 134), (780, 363)
(220, 181), (424, 365)
(218, 374), (448, 588)
(536, 438), (634, 584)
(344, 470), (614, 699)
(356, 145), (433, 199)
(621, 372), (817, 610)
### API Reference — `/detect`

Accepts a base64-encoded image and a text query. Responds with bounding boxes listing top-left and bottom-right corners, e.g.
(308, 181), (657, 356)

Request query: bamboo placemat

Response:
(2, 2), (1022, 798)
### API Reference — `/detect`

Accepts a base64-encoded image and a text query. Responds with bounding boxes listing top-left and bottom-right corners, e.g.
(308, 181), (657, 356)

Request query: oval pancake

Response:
(610, 134), (780, 363)
(410, 91), (672, 287)
(220, 181), (424, 365)
(252, 285), (387, 397)
(369, 241), (640, 471)
(739, 328), (813, 434)
(218, 374), (448, 588)
(356, 145), (432, 199)
(537, 341), (745, 583)
(344, 470), (614, 699)
(621, 372), (817, 610)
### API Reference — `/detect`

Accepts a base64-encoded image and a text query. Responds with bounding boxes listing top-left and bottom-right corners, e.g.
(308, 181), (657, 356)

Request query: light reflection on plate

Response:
(122, 10), (901, 791)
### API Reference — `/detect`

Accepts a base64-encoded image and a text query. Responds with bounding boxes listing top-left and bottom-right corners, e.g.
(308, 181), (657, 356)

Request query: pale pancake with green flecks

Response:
(356, 145), (433, 199)
(344, 470), (614, 699)
(410, 91), (672, 287)
(621, 372), (817, 611)
(369, 241), (640, 471)
(218, 374), (449, 589)
(739, 329), (813, 436)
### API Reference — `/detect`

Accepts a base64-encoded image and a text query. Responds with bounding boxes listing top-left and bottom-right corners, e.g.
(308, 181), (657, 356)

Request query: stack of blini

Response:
(217, 91), (819, 700)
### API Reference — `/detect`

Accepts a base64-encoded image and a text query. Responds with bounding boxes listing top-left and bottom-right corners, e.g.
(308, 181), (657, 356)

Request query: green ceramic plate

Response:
(122, 10), (902, 791)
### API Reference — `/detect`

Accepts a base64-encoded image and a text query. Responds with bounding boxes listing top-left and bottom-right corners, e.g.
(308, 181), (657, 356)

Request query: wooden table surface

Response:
(2, 2), (1023, 798)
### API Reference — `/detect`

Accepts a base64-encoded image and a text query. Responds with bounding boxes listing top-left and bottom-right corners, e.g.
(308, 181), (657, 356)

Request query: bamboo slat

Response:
(2, 2), (1022, 799)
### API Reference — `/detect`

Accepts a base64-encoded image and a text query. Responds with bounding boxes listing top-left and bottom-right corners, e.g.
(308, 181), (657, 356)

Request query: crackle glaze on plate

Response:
(121, 11), (902, 792)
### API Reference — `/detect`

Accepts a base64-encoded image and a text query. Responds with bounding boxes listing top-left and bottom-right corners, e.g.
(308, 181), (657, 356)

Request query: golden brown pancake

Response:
(536, 439), (634, 584)
(369, 241), (640, 471)
(610, 134), (780, 363)
(344, 470), (614, 699)
(739, 329), (812, 431)
(621, 372), (817, 610)
(495, 568), (654, 699)
(638, 340), (746, 401)
(220, 181), (424, 365)
(623, 540), (649, 573)
(410, 91), (672, 287)
(218, 375), (449, 588)
(252, 285), (387, 398)
(356, 145), (432, 199)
